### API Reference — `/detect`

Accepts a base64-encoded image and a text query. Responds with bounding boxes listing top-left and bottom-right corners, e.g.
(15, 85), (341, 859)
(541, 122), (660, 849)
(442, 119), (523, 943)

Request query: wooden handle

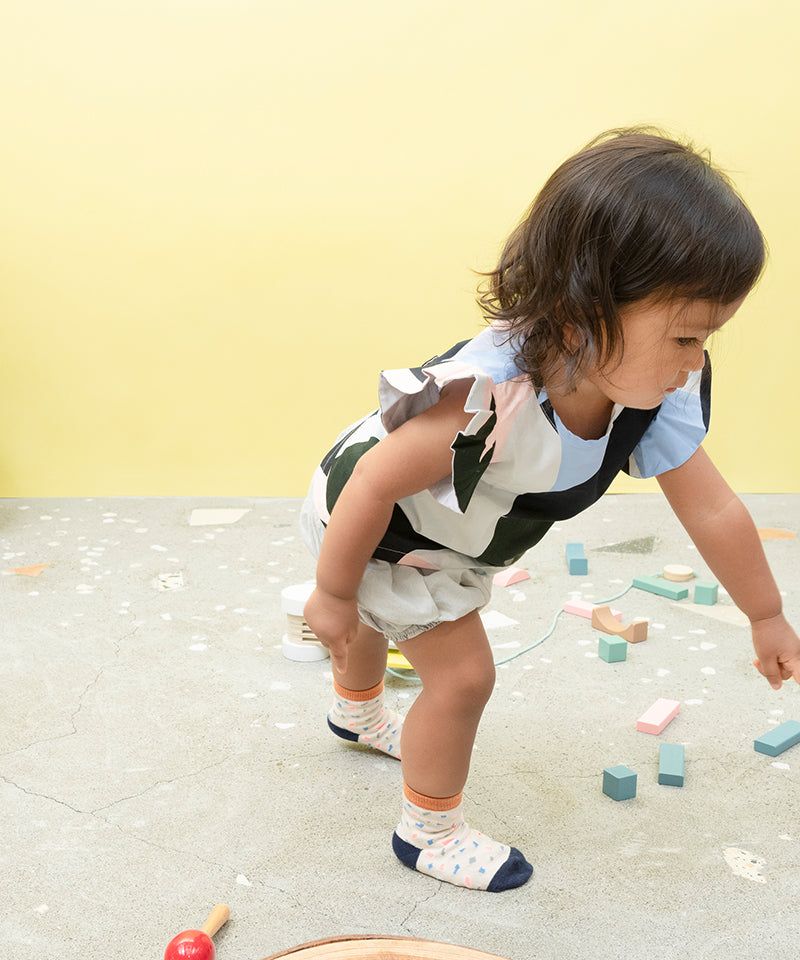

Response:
(201, 904), (230, 939)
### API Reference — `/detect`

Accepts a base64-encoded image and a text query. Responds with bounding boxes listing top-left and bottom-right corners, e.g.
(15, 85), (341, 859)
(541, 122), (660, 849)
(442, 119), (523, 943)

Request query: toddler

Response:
(301, 128), (800, 892)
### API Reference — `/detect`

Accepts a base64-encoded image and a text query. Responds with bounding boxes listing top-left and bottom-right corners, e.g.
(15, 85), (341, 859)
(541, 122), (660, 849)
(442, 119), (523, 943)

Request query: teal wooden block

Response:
(598, 635), (627, 663)
(632, 574), (689, 601)
(754, 720), (800, 757)
(566, 542), (588, 576)
(693, 580), (718, 605)
(658, 743), (685, 786)
(603, 764), (637, 800)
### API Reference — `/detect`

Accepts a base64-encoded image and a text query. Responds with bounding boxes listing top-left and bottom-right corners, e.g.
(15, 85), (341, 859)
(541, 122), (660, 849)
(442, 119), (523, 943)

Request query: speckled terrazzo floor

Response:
(2, 495), (799, 959)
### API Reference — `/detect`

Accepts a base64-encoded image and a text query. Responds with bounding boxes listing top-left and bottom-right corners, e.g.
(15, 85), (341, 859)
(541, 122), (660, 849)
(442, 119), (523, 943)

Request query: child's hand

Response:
(751, 612), (800, 690)
(303, 587), (360, 675)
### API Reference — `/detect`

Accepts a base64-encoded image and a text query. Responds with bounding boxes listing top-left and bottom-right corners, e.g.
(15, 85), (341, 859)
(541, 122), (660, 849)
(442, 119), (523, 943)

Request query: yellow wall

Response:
(1, 0), (797, 496)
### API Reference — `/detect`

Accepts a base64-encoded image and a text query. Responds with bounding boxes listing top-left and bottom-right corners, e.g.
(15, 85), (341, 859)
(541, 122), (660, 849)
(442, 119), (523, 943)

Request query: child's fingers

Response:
(753, 656), (800, 689)
(781, 655), (800, 686)
(752, 658), (783, 690)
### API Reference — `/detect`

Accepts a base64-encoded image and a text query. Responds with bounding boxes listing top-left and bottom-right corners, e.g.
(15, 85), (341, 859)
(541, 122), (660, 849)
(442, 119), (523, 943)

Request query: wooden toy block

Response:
(658, 743), (685, 786)
(603, 765), (637, 800)
(693, 580), (718, 605)
(386, 649), (414, 670)
(636, 698), (681, 734)
(754, 719), (800, 757)
(565, 542), (588, 575)
(591, 604), (648, 644)
(563, 599), (622, 621)
(492, 566), (531, 587)
(632, 574), (689, 601)
(662, 564), (694, 582)
(598, 635), (627, 663)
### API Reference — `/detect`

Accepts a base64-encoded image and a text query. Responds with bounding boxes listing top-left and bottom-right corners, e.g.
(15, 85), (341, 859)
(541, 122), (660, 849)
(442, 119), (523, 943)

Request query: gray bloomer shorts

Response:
(299, 495), (494, 644)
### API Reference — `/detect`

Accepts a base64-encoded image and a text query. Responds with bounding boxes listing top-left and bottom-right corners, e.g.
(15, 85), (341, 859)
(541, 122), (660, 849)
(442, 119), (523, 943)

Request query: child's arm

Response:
(657, 446), (800, 690)
(304, 381), (474, 673)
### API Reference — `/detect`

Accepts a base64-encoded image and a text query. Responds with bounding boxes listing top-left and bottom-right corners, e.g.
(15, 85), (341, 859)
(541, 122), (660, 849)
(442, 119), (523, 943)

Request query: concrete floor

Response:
(2, 494), (799, 960)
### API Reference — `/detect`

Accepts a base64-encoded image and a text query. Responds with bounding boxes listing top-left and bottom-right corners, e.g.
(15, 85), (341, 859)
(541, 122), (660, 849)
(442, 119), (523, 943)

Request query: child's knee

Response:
(439, 658), (496, 708)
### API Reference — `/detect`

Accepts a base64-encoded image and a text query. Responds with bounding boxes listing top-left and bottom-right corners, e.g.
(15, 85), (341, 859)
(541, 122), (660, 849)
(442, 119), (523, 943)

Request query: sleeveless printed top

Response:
(309, 323), (711, 571)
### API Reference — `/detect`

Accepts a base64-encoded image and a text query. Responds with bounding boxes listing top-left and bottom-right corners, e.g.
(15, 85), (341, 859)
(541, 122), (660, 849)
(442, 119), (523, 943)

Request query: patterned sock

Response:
(392, 784), (533, 891)
(327, 680), (403, 760)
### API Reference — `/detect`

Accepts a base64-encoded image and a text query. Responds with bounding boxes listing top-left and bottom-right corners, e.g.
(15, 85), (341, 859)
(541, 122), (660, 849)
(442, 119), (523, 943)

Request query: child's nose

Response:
(684, 346), (706, 372)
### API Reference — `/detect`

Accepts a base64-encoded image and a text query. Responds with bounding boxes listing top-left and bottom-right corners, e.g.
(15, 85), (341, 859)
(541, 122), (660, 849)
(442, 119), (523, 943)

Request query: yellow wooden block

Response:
(387, 650), (413, 670)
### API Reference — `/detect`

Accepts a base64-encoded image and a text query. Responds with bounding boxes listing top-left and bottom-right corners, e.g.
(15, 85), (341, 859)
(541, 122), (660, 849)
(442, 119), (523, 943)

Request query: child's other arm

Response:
(304, 381), (474, 673)
(657, 446), (800, 690)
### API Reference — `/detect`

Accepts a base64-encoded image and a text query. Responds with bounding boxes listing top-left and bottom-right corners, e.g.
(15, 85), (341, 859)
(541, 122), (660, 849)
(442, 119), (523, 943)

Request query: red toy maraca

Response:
(164, 904), (230, 960)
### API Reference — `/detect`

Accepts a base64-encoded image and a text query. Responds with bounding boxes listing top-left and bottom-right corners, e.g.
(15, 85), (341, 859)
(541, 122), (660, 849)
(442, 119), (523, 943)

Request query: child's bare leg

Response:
(331, 620), (389, 692)
(399, 611), (496, 796)
(326, 620), (403, 759)
(392, 610), (532, 891)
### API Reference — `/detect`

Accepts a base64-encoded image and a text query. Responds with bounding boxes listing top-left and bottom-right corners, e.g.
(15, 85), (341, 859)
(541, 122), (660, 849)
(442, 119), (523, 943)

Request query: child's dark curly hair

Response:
(478, 127), (766, 389)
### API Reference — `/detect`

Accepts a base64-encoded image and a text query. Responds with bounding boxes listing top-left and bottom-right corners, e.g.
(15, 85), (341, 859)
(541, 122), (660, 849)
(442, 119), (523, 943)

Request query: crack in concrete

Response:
(0, 622), (142, 760)
(398, 882), (441, 931)
(96, 811), (246, 874)
(90, 753), (243, 813)
(88, 811), (313, 913)
(1, 753), (301, 894)
(1, 749), (241, 823)
(0, 773), (88, 817)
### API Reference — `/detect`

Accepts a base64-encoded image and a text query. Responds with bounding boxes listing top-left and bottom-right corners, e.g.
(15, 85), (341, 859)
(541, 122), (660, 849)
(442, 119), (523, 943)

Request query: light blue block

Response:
(754, 720), (800, 757)
(603, 765), (637, 801)
(598, 635), (627, 663)
(693, 580), (718, 605)
(658, 743), (685, 786)
(566, 542), (588, 576)
(632, 574), (689, 601)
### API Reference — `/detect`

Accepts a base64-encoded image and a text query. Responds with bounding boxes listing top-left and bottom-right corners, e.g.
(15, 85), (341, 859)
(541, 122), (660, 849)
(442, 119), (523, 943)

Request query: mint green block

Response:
(754, 720), (800, 757)
(694, 580), (718, 605)
(566, 542), (588, 576)
(632, 574), (689, 601)
(658, 743), (685, 786)
(603, 765), (637, 801)
(598, 635), (627, 663)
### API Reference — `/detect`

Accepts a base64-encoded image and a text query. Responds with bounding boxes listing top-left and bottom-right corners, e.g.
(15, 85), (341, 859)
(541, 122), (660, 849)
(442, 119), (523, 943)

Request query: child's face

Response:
(588, 297), (744, 410)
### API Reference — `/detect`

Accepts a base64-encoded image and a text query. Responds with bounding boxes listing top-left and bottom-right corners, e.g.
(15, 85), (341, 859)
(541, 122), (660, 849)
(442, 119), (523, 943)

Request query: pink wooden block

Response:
(493, 567), (531, 587)
(562, 599), (622, 621)
(636, 698), (681, 734)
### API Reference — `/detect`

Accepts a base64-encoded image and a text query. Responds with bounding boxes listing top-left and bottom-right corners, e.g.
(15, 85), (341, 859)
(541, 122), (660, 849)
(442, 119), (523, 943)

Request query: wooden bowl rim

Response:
(261, 933), (511, 960)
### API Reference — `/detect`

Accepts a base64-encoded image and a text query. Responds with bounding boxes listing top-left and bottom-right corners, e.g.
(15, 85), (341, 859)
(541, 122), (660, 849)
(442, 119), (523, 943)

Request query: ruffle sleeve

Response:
(627, 354), (712, 478)
(378, 357), (500, 514)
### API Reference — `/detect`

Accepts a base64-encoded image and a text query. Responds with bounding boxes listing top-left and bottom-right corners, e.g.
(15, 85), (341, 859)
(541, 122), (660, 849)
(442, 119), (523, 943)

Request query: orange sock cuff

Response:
(403, 782), (463, 811)
(332, 679), (384, 702)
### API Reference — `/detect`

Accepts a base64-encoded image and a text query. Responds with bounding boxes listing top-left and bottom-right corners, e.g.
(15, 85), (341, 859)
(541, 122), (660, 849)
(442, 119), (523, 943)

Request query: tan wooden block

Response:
(591, 604), (648, 643)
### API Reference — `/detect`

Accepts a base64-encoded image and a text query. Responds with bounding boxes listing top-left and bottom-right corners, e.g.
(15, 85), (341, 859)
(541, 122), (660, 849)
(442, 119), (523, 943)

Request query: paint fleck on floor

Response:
(723, 847), (767, 883)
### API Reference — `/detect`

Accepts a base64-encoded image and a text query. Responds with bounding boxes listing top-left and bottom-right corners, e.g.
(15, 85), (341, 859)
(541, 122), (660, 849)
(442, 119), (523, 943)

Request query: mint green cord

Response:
(385, 582), (634, 681)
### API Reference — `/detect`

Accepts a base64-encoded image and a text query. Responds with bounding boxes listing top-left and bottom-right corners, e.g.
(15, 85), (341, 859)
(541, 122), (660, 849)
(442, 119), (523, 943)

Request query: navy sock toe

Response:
(392, 831), (422, 870)
(486, 846), (533, 891)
